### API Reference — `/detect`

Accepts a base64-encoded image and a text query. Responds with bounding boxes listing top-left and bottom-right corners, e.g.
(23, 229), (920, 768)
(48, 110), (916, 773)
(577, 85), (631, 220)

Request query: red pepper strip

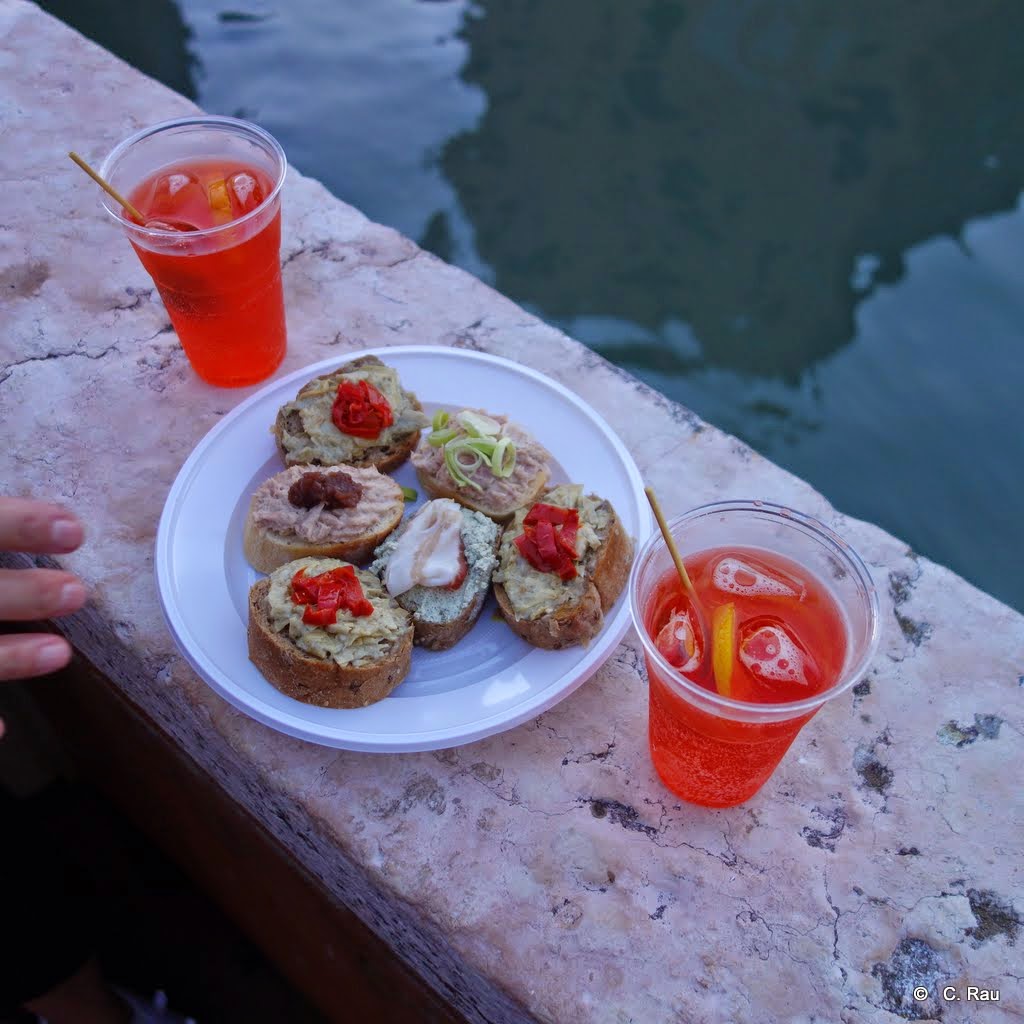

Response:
(303, 601), (340, 627)
(524, 503), (572, 526)
(331, 379), (394, 439)
(290, 565), (374, 623)
(556, 559), (578, 582)
(443, 550), (468, 591)
(516, 503), (581, 580)
(554, 515), (579, 558)
(534, 519), (560, 563)
(291, 569), (319, 605)
(515, 528), (578, 580)
(514, 532), (546, 571)
(335, 570), (374, 617)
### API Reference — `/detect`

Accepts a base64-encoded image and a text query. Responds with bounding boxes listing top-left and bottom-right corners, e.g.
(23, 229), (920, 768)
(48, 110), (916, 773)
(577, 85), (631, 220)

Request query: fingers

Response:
(0, 568), (88, 622)
(0, 634), (72, 681)
(0, 497), (84, 554)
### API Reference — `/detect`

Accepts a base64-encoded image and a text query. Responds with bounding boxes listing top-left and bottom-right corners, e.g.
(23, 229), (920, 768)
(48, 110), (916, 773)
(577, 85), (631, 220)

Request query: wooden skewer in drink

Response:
(645, 486), (712, 678)
(68, 151), (145, 224)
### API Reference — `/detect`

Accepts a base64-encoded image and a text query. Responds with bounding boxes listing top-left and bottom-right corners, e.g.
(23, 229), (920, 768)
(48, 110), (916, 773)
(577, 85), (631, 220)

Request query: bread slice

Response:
(243, 514), (401, 574)
(493, 487), (634, 650)
(412, 415), (551, 523)
(274, 355), (427, 472)
(243, 465), (405, 574)
(369, 503), (501, 651)
(247, 561), (413, 709)
(415, 463), (549, 525)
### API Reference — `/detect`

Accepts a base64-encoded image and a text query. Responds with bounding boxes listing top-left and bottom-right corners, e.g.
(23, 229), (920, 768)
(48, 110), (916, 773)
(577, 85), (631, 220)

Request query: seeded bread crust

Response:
(494, 495), (634, 650)
(273, 356), (424, 472)
(247, 578), (413, 708)
(242, 501), (404, 574)
(415, 587), (490, 651)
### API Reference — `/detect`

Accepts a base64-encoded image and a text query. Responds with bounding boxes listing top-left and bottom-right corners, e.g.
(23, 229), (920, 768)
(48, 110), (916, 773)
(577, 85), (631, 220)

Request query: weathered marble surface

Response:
(2, 3), (1021, 1022)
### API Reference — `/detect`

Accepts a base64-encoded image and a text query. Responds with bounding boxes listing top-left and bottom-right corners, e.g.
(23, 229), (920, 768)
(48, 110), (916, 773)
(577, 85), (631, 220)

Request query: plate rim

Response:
(155, 344), (651, 751)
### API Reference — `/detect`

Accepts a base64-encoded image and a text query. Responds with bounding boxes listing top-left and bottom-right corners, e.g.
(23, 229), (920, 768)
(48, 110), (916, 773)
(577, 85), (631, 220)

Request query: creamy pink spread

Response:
(411, 416), (550, 512)
(249, 465), (402, 544)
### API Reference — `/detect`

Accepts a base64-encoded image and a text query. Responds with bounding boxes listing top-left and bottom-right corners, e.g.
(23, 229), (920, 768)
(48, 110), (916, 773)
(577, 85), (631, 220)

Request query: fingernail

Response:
(51, 517), (81, 550)
(35, 639), (69, 674)
(59, 582), (87, 610)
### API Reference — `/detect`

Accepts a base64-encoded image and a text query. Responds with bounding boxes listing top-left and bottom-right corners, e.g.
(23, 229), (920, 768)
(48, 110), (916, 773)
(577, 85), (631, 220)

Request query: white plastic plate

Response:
(156, 346), (651, 751)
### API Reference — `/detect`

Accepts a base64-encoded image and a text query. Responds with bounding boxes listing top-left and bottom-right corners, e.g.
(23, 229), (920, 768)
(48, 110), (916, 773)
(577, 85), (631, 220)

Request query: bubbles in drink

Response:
(739, 617), (820, 688)
(655, 606), (702, 673)
(145, 171), (205, 217)
(711, 556), (805, 601)
(226, 171), (265, 215)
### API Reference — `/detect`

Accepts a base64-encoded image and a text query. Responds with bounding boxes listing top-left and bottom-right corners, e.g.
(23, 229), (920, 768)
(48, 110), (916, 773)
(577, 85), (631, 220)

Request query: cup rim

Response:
(98, 115), (288, 241)
(628, 499), (881, 718)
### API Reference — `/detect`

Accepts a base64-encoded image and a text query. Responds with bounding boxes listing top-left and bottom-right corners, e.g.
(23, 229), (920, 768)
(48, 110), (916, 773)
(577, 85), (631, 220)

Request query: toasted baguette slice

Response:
(369, 501), (501, 651)
(411, 413), (550, 523)
(274, 355), (427, 472)
(243, 465), (404, 574)
(493, 485), (634, 650)
(247, 559), (413, 709)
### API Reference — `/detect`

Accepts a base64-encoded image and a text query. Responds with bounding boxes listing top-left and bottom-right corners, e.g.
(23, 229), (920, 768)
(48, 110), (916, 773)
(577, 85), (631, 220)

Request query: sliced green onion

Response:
(453, 447), (483, 473)
(401, 485), (418, 502)
(490, 437), (517, 477)
(444, 444), (483, 491)
(431, 409), (449, 431)
(428, 428), (458, 447)
(457, 410), (501, 438)
(466, 437), (498, 458)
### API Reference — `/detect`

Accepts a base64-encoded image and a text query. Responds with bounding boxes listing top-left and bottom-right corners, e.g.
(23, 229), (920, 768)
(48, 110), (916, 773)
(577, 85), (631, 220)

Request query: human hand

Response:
(0, 497), (87, 682)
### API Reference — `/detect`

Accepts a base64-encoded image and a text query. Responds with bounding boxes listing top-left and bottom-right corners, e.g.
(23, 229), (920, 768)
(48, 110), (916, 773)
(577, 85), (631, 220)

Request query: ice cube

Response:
(711, 556), (805, 601)
(739, 617), (820, 688)
(144, 218), (200, 232)
(145, 171), (205, 217)
(655, 606), (702, 673)
(225, 171), (265, 216)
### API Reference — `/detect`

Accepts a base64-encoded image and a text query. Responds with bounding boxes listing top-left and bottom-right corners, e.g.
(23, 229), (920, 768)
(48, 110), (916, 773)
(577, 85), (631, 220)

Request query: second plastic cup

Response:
(100, 116), (288, 387)
(629, 501), (880, 807)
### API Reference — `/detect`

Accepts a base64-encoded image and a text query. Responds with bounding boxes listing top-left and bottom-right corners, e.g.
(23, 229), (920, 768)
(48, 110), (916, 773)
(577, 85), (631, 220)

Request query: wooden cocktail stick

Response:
(68, 151), (145, 224)
(645, 486), (710, 659)
(645, 486), (697, 596)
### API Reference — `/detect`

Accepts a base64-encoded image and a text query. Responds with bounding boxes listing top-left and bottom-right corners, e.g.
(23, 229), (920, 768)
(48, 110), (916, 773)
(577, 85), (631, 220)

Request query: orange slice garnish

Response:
(207, 178), (233, 224)
(711, 602), (736, 697)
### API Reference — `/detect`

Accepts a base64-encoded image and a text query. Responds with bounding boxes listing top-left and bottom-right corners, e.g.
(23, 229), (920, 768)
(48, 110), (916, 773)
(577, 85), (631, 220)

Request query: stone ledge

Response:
(2, 3), (1022, 1022)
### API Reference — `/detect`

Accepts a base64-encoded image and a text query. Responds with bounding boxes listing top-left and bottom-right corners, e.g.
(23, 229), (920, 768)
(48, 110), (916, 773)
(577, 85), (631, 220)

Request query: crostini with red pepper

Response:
(247, 556), (414, 708)
(492, 484), (634, 649)
(274, 356), (428, 472)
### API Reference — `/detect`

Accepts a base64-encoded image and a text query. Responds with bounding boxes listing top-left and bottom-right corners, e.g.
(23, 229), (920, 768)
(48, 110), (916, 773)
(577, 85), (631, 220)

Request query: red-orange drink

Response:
(99, 117), (288, 387)
(629, 502), (880, 808)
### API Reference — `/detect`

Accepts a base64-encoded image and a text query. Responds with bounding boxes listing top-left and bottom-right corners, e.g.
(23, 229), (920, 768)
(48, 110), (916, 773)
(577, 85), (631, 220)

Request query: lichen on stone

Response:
(871, 937), (951, 1020)
(965, 889), (1021, 946)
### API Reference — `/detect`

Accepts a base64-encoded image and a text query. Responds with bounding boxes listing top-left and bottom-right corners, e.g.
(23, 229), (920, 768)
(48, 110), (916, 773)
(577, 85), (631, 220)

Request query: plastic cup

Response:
(629, 501), (880, 807)
(99, 116), (288, 387)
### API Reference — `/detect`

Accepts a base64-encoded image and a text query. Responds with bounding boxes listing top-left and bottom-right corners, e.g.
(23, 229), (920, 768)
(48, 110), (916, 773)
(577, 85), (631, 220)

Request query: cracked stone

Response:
(800, 804), (848, 852)
(586, 798), (659, 838)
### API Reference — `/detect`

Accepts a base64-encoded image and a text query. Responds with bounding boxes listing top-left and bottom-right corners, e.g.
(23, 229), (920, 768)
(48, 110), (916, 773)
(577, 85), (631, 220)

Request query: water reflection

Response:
(440, 0), (1024, 379)
(40, 0), (1024, 607)
(38, 0), (198, 101)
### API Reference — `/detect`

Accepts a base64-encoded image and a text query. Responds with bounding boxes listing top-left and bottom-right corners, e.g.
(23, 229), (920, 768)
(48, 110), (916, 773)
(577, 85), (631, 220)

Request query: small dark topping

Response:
(288, 470), (363, 510)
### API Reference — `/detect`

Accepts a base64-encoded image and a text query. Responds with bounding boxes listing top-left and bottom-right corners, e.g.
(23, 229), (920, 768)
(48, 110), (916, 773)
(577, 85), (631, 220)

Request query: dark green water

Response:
(49, 1), (1024, 611)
